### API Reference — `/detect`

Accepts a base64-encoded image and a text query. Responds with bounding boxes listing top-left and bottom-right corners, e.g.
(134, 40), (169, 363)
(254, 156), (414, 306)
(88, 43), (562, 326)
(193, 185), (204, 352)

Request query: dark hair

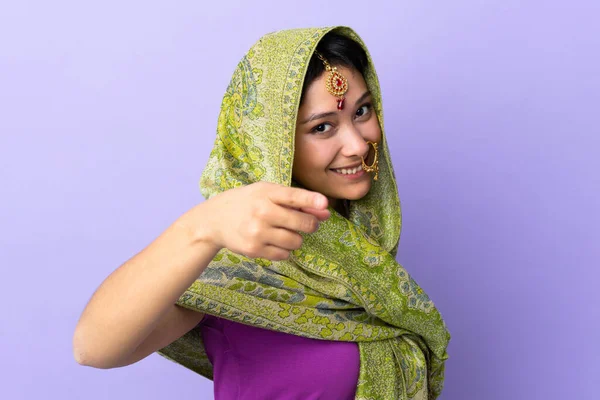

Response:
(300, 32), (369, 103)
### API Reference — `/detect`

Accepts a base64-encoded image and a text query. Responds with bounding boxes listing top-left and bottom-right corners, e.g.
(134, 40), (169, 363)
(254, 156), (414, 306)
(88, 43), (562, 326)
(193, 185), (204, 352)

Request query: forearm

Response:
(73, 204), (219, 367)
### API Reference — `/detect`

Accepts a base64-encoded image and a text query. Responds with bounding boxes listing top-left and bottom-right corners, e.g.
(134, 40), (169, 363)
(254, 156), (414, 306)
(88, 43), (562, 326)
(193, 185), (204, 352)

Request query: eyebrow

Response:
(354, 91), (372, 108)
(299, 91), (372, 124)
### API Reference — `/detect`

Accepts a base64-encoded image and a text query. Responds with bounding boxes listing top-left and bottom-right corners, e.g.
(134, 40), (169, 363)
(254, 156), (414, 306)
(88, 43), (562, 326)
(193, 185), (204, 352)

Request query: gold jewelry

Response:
(361, 141), (379, 181)
(315, 52), (348, 110)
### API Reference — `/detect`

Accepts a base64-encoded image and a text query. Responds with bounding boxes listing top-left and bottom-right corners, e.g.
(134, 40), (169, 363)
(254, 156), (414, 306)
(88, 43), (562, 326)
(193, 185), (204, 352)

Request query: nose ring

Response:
(361, 141), (379, 181)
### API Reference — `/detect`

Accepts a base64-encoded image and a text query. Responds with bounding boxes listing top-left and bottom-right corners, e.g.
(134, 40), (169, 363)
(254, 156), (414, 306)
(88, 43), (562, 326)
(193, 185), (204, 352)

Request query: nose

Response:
(339, 124), (370, 159)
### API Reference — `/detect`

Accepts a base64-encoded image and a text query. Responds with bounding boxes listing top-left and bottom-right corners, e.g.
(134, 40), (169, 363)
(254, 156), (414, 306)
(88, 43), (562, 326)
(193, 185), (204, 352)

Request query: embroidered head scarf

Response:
(157, 26), (450, 399)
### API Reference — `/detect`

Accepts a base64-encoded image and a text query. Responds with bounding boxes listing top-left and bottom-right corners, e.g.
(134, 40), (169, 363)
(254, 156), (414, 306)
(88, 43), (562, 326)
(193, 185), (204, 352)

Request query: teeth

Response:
(334, 165), (363, 175)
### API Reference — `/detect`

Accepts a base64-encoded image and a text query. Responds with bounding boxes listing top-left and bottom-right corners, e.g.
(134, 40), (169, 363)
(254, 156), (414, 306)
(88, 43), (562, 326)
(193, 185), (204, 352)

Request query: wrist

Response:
(177, 202), (223, 254)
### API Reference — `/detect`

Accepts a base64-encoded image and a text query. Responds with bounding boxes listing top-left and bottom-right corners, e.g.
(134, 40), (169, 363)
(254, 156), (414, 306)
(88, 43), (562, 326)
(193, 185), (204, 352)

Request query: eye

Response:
(355, 103), (372, 118)
(311, 123), (333, 134)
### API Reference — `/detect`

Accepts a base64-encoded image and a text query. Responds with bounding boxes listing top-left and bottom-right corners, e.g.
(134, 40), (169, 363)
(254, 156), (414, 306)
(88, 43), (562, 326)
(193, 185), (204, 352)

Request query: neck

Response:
(330, 197), (349, 218)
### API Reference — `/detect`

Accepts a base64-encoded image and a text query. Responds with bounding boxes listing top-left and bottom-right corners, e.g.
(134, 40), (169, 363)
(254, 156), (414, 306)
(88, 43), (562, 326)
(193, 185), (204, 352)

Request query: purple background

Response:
(2, 1), (598, 399)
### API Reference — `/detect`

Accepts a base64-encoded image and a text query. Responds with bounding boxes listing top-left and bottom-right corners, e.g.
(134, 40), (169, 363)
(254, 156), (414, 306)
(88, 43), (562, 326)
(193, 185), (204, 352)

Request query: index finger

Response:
(268, 186), (328, 210)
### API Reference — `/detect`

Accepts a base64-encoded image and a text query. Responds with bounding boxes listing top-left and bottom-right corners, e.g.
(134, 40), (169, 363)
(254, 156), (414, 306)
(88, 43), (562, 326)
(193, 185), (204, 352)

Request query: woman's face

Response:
(293, 66), (382, 209)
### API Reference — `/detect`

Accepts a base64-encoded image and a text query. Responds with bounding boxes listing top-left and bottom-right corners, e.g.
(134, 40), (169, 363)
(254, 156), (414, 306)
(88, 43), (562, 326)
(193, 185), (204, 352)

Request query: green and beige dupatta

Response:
(157, 26), (450, 399)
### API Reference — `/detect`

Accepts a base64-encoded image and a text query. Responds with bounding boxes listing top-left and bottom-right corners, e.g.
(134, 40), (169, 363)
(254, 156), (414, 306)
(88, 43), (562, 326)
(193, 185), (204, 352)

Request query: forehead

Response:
(300, 66), (368, 112)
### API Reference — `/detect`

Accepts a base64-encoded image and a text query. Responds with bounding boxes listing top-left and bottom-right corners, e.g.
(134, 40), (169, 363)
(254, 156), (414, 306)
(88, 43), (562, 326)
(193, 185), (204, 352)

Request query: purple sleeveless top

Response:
(199, 314), (360, 399)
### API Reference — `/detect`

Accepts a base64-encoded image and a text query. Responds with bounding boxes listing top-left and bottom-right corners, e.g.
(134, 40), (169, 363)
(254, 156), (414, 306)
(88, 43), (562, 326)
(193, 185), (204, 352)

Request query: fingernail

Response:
(315, 196), (327, 208)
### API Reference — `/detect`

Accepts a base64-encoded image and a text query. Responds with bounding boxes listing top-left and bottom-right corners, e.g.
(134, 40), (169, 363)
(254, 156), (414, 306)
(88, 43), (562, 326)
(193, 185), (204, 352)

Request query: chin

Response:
(332, 182), (372, 202)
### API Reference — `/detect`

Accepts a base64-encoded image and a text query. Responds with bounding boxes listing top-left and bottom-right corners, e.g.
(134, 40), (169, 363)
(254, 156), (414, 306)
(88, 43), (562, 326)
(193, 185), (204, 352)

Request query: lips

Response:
(331, 164), (363, 175)
(330, 149), (371, 174)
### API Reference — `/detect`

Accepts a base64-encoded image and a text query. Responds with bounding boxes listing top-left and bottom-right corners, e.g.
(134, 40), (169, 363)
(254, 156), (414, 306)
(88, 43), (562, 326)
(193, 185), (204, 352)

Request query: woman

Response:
(73, 26), (450, 399)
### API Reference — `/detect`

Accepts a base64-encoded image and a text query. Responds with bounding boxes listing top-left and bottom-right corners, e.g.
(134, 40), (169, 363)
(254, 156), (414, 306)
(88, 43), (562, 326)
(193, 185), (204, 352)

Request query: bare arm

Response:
(73, 204), (219, 368)
(109, 304), (205, 368)
(73, 182), (329, 369)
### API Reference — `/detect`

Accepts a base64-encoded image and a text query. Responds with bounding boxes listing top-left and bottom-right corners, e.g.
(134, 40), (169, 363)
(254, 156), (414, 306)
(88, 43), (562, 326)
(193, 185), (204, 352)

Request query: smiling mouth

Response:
(331, 164), (364, 175)
(330, 149), (372, 175)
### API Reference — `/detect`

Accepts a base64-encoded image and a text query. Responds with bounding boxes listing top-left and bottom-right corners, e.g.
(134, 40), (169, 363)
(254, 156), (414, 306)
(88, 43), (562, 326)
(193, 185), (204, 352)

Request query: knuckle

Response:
(290, 188), (303, 204)
(302, 216), (318, 232)
(254, 203), (270, 219)
(243, 243), (260, 258)
(274, 250), (290, 261)
(303, 192), (314, 206)
(292, 235), (304, 250)
(249, 181), (265, 196)
(246, 222), (261, 239)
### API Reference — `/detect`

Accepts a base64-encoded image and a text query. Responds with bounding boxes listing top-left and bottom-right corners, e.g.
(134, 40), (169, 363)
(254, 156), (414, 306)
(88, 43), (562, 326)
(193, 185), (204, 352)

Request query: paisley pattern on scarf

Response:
(157, 26), (450, 399)
(212, 53), (266, 190)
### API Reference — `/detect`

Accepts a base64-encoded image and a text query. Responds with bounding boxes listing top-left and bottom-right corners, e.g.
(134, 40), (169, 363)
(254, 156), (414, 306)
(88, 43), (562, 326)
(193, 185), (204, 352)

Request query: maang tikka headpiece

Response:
(315, 51), (348, 110)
